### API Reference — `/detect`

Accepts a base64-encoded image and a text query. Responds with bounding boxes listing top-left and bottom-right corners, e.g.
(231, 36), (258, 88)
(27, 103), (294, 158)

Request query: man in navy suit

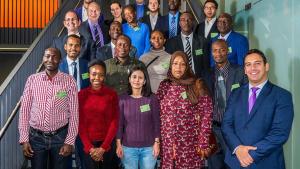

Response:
(52, 10), (96, 61)
(161, 0), (181, 39)
(221, 49), (294, 169)
(131, 0), (148, 21)
(211, 13), (249, 67)
(205, 39), (247, 169)
(194, 0), (219, 42)
(75, 0), (104, 23)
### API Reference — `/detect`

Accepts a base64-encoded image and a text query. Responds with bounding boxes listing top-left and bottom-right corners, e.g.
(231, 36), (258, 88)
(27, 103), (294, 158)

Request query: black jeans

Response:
(29, 126), (71, 169)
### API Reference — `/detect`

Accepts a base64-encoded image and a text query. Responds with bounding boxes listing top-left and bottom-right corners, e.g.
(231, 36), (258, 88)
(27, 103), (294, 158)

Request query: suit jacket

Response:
(79, 20), (110, 46)
(52, 33), (96, 61)
(211, 31), (249, 66)
(204, 63), (247, 100)
(74, 6), (104, 23)
(221, 81), (294, 169)
(96, 43), (137, 61)
(59, 57), (90, 90)
(194, 20), (218, 41)
(141, 13), (164, 31)
(161, 12), (181, 38)
(131, 3), (148, 21)
(165, 33), (210, 78)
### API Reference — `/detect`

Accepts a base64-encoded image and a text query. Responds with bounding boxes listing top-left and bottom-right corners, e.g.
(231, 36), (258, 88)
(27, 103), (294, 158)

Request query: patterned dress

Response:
(157, 81), (212, 169)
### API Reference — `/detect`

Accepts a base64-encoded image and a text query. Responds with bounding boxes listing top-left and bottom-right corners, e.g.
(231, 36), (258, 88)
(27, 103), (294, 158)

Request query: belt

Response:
(212, 121), (222, 127)
(30, 124), (68, 137)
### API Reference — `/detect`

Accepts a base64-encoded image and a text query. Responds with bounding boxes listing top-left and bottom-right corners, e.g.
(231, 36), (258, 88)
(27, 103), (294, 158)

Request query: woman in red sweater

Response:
(78, 59), (119, 169)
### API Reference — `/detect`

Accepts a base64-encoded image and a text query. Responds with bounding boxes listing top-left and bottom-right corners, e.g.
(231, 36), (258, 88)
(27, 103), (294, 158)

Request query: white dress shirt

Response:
(181, 32), (195, 71)
(205, 17), (216, 38)
(66, 56), (81, 90)
(82, 7), (88, 22)
(149, 13), (158, 30)
(111, 42), (116, 58)
(218, 30), (232, 40)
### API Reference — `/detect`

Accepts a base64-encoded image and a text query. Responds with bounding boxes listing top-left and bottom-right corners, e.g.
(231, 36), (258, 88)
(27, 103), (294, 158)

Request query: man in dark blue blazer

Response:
(52, 10), (96, 61)
(211, 13), (249, 67)
(205, 39), (247, 169)
(161, 0), (181, 39)
(131, 0), (148, 21)
(221, 49), (294, 169)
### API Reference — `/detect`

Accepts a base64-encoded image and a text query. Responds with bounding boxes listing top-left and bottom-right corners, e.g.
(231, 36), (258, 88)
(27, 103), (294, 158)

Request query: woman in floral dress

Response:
(157, 51), (213, 169)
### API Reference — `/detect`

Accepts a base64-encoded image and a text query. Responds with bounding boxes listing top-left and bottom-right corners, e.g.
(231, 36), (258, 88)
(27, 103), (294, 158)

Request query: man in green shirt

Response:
(105, 35), (146, 95)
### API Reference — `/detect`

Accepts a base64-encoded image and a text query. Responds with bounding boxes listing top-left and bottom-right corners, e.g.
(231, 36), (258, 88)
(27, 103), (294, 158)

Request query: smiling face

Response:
(179, 12), (194, 35)
(109, 22), (122, 40)
(168, 0), (181, 11)
(129, 70), (145, 91)
(171, 55), (187, 79)
(150, 31), (165, 50)
(212, 41), (228, 67)
(115, 36), (130, 59)
(64, 36), (81, 61)
(244, 53), (269, 86)
(43, 48), (61, 74)
(123, 7), (136, 24)
(88, 2), (101, 23)
(89, 64), (105, 90)
(204, 2), (217, 19)
(217, 14), (233, 35)
(63, 11), (81, 33)
(110, 3), (122, 18)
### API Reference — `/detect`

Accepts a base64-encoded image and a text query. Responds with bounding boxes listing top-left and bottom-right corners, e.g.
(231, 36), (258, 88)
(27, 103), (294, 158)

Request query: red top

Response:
(78, 85), (119, 153)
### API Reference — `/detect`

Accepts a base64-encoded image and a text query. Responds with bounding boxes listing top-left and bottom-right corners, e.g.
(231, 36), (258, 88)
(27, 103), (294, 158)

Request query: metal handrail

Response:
(0, 0), (81, 141)
(186, 0), (200, 24)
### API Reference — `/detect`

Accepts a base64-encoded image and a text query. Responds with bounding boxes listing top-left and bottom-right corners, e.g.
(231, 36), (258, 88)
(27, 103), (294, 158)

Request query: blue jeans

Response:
(122, 146), (157, 169)
(29, 126), (71, 169)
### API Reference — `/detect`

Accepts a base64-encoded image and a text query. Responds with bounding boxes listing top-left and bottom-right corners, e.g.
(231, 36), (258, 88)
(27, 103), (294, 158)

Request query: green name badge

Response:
(56, 90), (67, 99)
(140, 104), (151, 112)
(210, 32), (218, 38)
(181, 91), (187, 99)
(195, 49), (203, 56)
(231, 83), (240, 91)
(81, 72), (89, 80)
(228, 47), (232, 53)
(161, 63), (170, 69)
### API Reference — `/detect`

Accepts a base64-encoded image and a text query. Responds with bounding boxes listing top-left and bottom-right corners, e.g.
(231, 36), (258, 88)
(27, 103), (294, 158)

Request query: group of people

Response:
(18, 0), (294, 169)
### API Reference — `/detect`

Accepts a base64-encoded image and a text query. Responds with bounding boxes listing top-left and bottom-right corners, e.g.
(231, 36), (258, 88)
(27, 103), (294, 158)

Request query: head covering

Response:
(166, 51), (198, 104)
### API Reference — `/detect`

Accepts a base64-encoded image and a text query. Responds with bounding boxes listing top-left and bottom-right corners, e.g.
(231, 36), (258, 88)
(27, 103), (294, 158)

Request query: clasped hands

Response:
(235, 145), (257, 168)
(89, 147), (105, 162)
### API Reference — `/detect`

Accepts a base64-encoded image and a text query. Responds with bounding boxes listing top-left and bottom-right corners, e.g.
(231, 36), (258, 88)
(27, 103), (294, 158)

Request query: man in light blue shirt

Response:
(161, 0), (181, 39)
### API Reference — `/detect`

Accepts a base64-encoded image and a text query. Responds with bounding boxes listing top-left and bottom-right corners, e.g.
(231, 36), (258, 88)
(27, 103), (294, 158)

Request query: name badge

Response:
(231, 83), (240, 91)
(56, 90), (67, 99)
(228, 47), (232, 53)
(210, 32), (218, 38)
(181, 91), (188, 99)
(81, 73), (89, 80)
(195, 49), (203, 56)
(140, 104), (151, 112)
(161, 63), (170, 69)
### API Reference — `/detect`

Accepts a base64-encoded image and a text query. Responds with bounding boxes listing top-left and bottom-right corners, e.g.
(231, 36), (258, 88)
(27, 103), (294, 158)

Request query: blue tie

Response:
(72, 61), (77, 81)
(169, 16), (176, 38)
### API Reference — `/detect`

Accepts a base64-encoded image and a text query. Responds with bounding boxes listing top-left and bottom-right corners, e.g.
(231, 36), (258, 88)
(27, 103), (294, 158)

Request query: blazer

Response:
(194, 20), (219, 41)
(131, 3), (148, 21)
(79, 20), (110, 46)
(211, 31), (249, 66)
(58, 57), (90, 90)
(204, 63), (247, 100)
(221, 81), (294, 169)
(161, 12), (181, 38)
(96, 43), (137, 61)
(165, 33), (210, 78)
(141, 13), (164, 31)
(52, 33), (96, 61)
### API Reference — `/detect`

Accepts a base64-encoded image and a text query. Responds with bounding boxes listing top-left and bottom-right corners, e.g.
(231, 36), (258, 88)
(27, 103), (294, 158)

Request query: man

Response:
(18, 48), (78, 169)
(161, 0), (181, 38)
(131, 0), (147, 21)
(211, 13), (249, 66)
(205, 39), (247, 169)
(221, 49), (294, 169)
(194, 0), (219, 41)
(166, 12), (209, 78)
(96, 21), (137, 61)
(75, 0), (104, 22)
(105, 35), (145, 95)
(52, 10), (95, 61)
(79, 2), (109, 49)
(141, 0), (163, 31)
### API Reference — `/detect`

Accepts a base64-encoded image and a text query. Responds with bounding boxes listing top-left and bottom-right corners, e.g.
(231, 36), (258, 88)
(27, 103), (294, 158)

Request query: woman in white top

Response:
(140, 30), (171, 93)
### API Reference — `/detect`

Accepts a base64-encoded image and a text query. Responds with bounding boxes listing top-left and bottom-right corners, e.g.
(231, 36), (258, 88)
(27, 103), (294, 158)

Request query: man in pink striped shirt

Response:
(18, 47), (79, 169)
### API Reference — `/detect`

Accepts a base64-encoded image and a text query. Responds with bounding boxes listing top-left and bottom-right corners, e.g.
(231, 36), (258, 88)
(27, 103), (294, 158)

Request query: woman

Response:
(140, 30), (171, 93)
(122, 5), (150, 58)
(78, 59), (119, 169)
(105, 1), (126, 26)
(157, 51), (213, 169)
(116, 66), (160, 169)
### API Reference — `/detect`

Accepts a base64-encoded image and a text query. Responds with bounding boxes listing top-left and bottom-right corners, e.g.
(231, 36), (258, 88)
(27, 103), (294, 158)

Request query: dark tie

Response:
(185, 36), (192, 68)
(93, 24), (103, 48)
(248, 87), (259, 113)
(72, 61), (77, 81)
(169, 16), (176, 38)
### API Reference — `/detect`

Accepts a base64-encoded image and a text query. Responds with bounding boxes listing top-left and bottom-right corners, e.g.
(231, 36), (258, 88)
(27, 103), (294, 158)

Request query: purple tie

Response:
(248, 87), (259, 113)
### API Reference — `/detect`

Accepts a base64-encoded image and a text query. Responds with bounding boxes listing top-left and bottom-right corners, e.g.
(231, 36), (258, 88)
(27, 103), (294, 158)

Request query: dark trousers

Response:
(67, 136), (86, 169)
(208, 125), (230, 169)
(83, 141), (119, 169)
(29, 126), (71, 169)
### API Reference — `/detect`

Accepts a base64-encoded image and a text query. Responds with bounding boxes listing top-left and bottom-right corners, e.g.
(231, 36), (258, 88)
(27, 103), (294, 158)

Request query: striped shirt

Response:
(18, 71), (79, 145)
